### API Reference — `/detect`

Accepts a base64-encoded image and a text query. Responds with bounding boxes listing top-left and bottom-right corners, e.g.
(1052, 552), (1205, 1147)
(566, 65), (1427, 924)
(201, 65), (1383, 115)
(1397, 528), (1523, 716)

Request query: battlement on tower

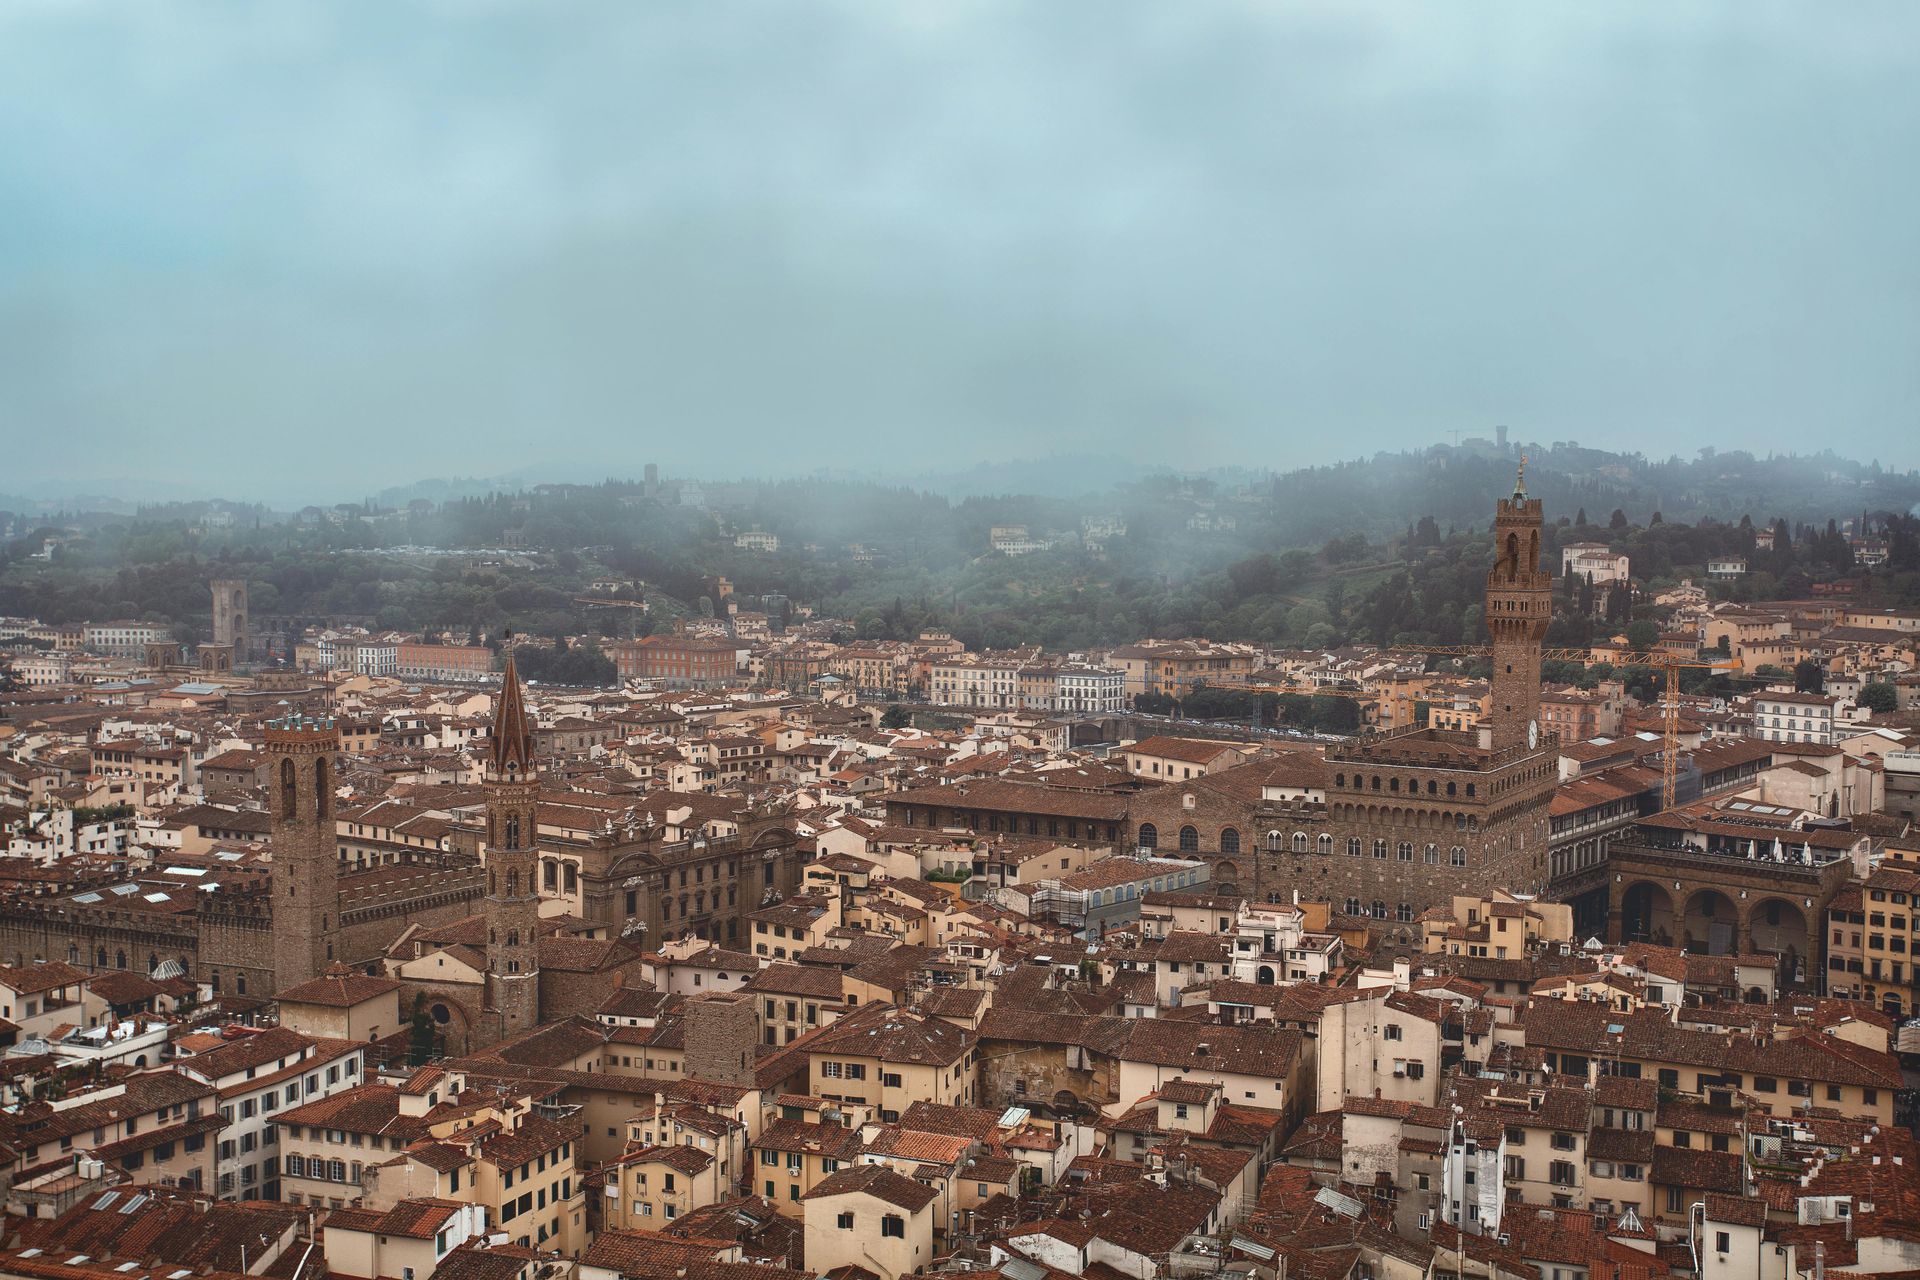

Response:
(265, 713), (339, 747)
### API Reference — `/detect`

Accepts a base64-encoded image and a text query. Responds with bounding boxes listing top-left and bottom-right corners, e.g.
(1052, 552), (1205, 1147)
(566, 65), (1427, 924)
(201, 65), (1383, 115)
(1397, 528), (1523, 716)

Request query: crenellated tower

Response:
(484, 655), (542, 1038)
(1485, 458), (1552, 751)
(267, 713), (341, 992)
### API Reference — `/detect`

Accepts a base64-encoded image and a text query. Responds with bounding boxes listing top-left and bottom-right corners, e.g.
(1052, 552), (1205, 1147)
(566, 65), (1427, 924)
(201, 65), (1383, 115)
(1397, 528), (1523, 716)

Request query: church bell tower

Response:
(1485, 460), (1552, 752)
(484, 656), (542, 1039)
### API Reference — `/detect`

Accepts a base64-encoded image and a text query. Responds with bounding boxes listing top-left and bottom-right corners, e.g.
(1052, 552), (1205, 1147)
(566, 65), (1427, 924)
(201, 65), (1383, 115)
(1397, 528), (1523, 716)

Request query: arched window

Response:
(1372, 839), (1388, 860)
(1347, 837), (1362, 857)
(280, 757), (298, 818)
(1398, 842), (1413, 862)
(115, 950), (127, 970)
(314, 756), (329, 819)
(1450, 846), (1467, 867)
(1397, 903), (1414, 923)
(1220, 828), (1240, 855)
(1178, 826), (1199, 853)
(236, 974), (247, 995)
(1291, 832), (1308, 853)
(1137, 823), (1158, 850)
(505, 815), (520, 850)
(507, 930), (519, 947)
(1371, 900), (1387, 919)
(1334, 774), (1345, 788)
(1446, 781), (1456, 797)
(1424, 843), (1438, 864)
(1345, 897), (1361, 916)
(1318, 834), (1334, 855)
(507, 870), (518, 896)
(1266, 831), (1283, 852)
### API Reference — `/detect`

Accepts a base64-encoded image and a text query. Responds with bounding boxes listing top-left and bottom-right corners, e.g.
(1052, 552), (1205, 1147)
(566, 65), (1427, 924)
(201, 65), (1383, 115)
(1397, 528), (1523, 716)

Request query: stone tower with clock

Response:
(1485, 462), (1552, 752)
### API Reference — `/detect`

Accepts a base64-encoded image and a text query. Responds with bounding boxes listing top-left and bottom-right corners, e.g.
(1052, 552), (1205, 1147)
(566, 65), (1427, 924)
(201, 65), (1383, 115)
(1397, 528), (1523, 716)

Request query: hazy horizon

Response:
(4, 2), (1918, 503)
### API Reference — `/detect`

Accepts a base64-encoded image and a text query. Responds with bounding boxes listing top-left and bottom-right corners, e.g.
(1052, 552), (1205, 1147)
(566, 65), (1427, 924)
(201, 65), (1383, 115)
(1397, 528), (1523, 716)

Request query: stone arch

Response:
(1620, 881), (1674, 945)
(1256, 965), (1276, 985)
(1178, 825), (1199, 853)
(1749, 897), (1809, 986)
(1138, 823), (1159, 850)
(1683, 888), (1738, 955)
(749, 825), (798, 850)
(1220, 828), (1241, 855)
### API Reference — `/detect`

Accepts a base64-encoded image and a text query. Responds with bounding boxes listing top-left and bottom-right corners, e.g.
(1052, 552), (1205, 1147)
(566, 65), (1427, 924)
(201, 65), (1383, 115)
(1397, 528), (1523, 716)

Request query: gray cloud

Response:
(1, 1), (1915, 502)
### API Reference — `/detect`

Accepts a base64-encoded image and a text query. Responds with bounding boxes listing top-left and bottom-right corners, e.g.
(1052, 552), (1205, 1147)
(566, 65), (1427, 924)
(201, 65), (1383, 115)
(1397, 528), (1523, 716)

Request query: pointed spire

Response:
(489, 654), (536, 778)
(1514, 453), (1529, 498)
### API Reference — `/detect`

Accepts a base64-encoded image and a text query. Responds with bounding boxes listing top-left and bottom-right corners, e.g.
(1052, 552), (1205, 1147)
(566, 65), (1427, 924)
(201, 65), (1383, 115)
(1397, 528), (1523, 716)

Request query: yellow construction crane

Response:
(1392, 643), (1740, 809)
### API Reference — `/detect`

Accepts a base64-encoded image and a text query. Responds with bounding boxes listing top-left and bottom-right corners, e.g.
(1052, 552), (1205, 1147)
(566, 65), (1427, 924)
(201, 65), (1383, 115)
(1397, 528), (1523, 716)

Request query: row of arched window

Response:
(1139, 823), (1248, 853)
(1344, 898), (1417, 922)
(1135, 824), (1464, 866)
(1333, 771), (1475, 798)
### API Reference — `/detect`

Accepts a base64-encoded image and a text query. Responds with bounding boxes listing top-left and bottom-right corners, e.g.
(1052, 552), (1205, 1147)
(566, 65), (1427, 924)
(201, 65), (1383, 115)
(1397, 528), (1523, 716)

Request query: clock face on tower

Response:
(1528, 719), (1539, 750)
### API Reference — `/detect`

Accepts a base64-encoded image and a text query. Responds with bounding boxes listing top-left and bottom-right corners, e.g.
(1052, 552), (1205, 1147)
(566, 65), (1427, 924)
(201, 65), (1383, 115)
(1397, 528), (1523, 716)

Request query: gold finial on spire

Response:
(1514, 454), (1528, 498)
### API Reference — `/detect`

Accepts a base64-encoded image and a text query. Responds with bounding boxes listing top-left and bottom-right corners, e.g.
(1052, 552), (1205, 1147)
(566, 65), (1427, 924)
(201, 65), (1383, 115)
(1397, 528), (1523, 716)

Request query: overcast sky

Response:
(2, 1), (1916, 503)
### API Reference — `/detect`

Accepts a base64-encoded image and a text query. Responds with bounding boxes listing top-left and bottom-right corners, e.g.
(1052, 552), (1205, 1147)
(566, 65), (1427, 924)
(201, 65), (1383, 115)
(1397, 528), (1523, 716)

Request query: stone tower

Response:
(267, 713), (341, 992)
(485, 655), (542, 1039)
(211, 579), (249, 662)
(683, 992), (758, 1087)
(1485, 461), (1552, 752)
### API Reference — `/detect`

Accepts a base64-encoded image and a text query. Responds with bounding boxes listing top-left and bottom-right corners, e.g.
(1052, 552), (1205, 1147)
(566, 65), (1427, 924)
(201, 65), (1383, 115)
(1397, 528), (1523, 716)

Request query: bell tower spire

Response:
(484, 655), (541, 1040)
